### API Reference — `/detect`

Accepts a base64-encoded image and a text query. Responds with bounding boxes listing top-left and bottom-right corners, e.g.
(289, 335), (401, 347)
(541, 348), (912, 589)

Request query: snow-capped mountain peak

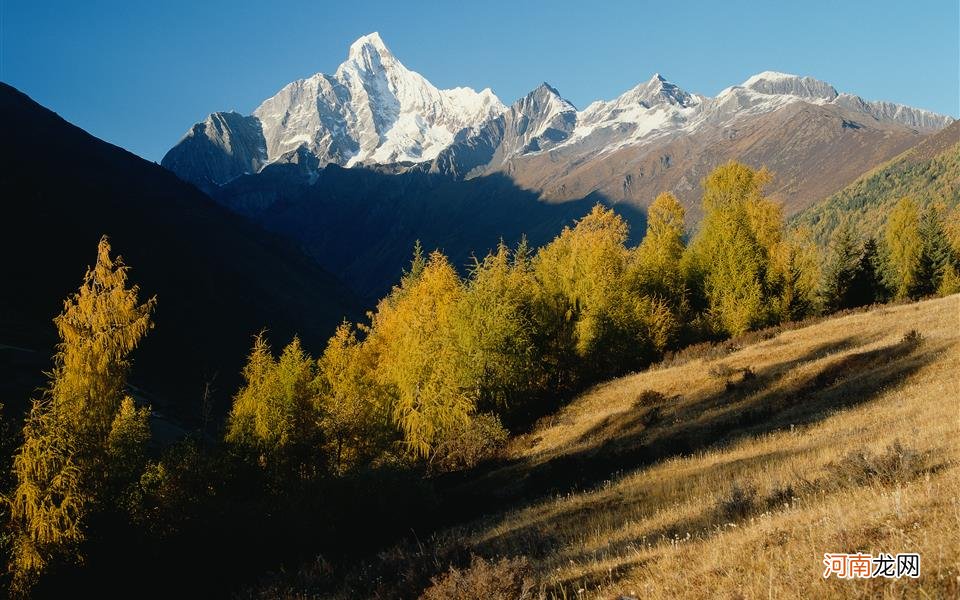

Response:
(511, 83), (577, 150)
(164, 33), (505, 185)
(337, 31), (405, 80)
(347, 31), (390, 60)
(527, 83), (577, 114)
(710, 70), (951, 131)
(434, 69), (954, 177)
(740, 71), (838, 101)
(570, 73), (702, 151)
(635, 73), (697, 108)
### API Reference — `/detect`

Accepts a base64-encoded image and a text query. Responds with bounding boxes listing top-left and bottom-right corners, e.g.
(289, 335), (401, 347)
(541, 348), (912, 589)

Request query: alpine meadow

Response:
(1, 3), (958, 599)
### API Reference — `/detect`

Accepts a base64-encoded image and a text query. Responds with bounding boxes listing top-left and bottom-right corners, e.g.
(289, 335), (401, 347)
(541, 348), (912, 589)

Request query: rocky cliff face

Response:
(160, 112), (266, 192)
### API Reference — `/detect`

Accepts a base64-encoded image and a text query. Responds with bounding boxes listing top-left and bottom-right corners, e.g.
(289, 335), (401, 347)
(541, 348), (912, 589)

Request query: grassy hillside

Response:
(455, 295), (960, 598)
(265, 295), (959, 598)
(792, 121), (960, 246)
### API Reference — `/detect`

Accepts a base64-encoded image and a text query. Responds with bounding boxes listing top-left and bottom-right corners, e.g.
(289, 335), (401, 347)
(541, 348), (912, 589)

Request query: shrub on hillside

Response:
(901, 329), (924, 348)
(634, 390), (668, 407)
(419, 555), (535, 600)
(830, 440), (925, 487)
(428, 413), (509, 474)
(716, 482), (758, 521)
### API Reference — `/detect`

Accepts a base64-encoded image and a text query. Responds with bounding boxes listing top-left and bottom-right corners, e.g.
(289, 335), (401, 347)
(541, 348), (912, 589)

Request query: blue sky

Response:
(3, 0), (958, 162)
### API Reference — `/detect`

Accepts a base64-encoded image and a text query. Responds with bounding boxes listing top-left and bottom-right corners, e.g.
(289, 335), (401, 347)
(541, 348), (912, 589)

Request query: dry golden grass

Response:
(433, 295), (960, 599)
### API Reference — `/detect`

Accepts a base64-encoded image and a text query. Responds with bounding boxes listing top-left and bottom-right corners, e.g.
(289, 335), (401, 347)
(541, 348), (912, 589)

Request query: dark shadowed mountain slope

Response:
(212, 163), (628, 299)
(791, 120), (960, 245)
(0, 83), (360, 421)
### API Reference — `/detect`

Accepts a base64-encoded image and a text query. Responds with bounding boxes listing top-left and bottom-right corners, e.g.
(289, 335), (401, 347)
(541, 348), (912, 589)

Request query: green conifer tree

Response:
(848, 237), (886, 307)
(915, 204), (953, 297)
(820, 222), (861, 312)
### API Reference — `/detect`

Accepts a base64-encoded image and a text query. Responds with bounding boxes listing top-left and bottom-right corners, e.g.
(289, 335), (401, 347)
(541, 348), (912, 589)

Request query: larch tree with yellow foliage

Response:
(635, 192), (688, 313)
(315, 322), (393, 473)
(368, 251), (472, 458)
(534, 204), (674, 382)
(684, 162), (780, 335)
(453, 241), (541, 414)
(884, 197), (922, 299)
(772, 227), (821, 321)
(7, 236), (155, 594)
(225, 334), (321, 477)
(940, 206), (960, 295)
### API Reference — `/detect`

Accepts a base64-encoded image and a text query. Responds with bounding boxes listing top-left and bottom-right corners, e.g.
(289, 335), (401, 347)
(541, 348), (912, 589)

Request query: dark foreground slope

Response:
(0, 83), (359, 421)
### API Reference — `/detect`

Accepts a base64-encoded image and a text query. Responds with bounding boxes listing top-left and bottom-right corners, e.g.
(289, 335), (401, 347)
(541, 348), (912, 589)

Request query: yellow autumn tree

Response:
(941, 207), (960, 295)
(315, 322), (393, 473)
(225, 334), (320, 474)
(946, 206), (960, 257)
(367, 251), (471, 458)
(635, 192), (688, 311)
(8, 236), (155, 593)
(105, 397), (152, 492)
(884, 197), (922, 299)
(684, 162), (780, 335)
(772, 227), (821, 321)
(453, 241), (541, 413)
(534, 204), (674, 381)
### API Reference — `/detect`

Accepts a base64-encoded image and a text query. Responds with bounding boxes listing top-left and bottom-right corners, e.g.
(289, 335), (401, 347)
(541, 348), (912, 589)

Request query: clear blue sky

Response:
(3, 0), (958, 162)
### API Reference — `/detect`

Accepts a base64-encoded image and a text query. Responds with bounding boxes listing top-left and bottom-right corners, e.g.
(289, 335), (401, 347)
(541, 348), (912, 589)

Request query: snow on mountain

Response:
(568, 73), (706, 153)
(706, 71), (953, 134)
(424, 82), (579, 178)
(163, 32), (503, 188)
(163, 37), (954, 192)
(515, 70), (953, 163)
(498, 82), (579, 155)
(741, 71), (838, 100)
(256, 32), (503, 168)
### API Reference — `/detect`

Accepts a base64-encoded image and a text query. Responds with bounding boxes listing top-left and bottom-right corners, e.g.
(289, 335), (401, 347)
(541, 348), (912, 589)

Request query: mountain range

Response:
(159, 33), (954, 298)
(164, 32), (951, 211)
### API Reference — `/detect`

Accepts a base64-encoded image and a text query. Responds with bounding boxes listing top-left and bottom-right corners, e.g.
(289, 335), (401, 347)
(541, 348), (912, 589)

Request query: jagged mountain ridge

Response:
(163, 34), (953, 195)
(163, 32), (503, 191)
(426, 71), (952, 209)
